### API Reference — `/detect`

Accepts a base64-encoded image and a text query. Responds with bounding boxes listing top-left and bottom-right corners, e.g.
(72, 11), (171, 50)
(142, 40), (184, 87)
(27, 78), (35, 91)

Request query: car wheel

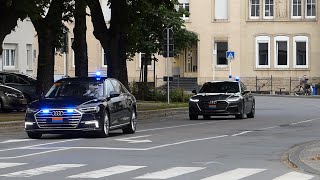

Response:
(27, 132), (42, 139)
(247, 101), (255, 118)
(189, 113), (198, 120)
(235, 102), (246, 119)
(97, 111), (110, 138)
(203, 115), (210, 119)
(122, 109), (137, 134)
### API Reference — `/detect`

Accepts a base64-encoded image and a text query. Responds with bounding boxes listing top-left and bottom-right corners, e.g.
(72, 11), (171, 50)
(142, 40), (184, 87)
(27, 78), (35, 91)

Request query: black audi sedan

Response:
(25, 75), (137, 139)
(0, 84), (27, 112)
(189, 81), (255, 120)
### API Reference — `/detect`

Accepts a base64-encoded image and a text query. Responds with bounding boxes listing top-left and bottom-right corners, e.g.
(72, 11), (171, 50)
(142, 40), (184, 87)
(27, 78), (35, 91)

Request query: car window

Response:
(110, 79), (126, 94)
(0, 75), (3, 84)
(240, 82), (247, 92)
(4, 75), (28, 85)
(199, 82), (240, 93)
(105, 80), (115, 97)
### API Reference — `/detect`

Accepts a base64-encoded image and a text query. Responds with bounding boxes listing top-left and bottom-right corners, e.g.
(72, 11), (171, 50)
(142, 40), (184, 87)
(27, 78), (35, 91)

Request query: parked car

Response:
(0, 84), (28, 112)
(189, 80), (255, 120)
(0, 72), (38, 103)
(25, 75), (137, 139)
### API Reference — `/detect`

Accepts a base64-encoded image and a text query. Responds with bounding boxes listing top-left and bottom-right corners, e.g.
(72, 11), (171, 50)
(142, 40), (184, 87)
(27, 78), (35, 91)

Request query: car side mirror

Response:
(109, 91), (120, 98)
(242, 90), (250, 94)
(192, 90), (197, 94)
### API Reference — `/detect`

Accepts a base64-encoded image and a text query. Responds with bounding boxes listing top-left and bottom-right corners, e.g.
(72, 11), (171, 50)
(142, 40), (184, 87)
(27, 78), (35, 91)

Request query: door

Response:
(110, 79), (130, 125)
(105, 79), (121, 126)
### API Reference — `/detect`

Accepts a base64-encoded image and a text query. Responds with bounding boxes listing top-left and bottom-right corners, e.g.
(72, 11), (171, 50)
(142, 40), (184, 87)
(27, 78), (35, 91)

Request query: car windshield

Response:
(199, 82), (240, 93)
(45, 81), (104, 98)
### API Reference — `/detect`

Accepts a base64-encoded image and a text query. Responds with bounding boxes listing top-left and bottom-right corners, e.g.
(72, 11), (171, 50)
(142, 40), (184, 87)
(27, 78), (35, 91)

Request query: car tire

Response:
(27, 132), (42, 139)
(189, 113), (198, 120)
(122, 109), (137, 134)
(203, 115), (210, 119)
(97, 110), (110, 138)
(235, 102), (246, 119)
(247, 101), (255, 118)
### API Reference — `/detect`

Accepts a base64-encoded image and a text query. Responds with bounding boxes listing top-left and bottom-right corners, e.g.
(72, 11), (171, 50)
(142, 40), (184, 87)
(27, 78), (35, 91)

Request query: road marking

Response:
(137, 121), (226, 133)
(231, 131), (252, 137)
(1, 164), (85, 177)
(257, 126), (279, 130)
(0, 148), (70, 160)
(115, 135), (152, 143)
(0, 139), (35, 144)
(0, 139), (81, 152)
(67, 165), (145, 178)
(200, 168), (266, 180)
(290, 120), (314, 125)
(24, 147), (147, 151)
(272, 172), (314, 180)
(134, 167), (205, 179)
(146, 135), (229, 150)
(0, 163), (26, 169)
(192, 161), (223, 165)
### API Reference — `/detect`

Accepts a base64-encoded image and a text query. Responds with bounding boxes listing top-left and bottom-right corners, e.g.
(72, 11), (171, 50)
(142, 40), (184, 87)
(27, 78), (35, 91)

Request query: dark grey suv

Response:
(0, 72), (37, 103)
(0, 84), (27, 112)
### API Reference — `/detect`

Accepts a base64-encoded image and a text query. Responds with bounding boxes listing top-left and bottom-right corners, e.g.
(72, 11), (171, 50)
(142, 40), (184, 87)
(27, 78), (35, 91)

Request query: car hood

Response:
(191, 93), (240, 101)
(29, 97), (99, 109)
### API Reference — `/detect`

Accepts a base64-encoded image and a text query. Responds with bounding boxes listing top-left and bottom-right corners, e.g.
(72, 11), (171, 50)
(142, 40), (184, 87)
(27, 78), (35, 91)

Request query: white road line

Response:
(0, 139), (35, 144)
(231, 131), (252, 137)
(0, 139), (81, 152)
(137, 121), (226, 132)
(0, 163), (26, 169)
(24, 147), (147, 151)
(1, 164), (85, 177)
(200, 168), (266, 180)
(145, 135), (229, 150)
(290, 120), (314, 125)
(134, 167), (205, 179)
(272, 172), (314, 180)
(115, 135), (152, 143)
(257, 126), (279, 130)
(67, 165), (145, 179)
(0, 148), (70, 160)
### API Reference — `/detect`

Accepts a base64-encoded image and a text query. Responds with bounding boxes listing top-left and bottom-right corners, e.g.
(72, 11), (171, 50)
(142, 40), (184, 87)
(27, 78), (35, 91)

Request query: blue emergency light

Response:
(235, 76), (240, 81)
(96, 71), (101, 80)
(42, 109), (50, 113)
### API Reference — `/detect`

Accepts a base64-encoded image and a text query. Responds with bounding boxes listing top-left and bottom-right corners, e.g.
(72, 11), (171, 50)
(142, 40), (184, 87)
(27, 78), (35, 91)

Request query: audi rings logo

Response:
(52, 111), (64, 116)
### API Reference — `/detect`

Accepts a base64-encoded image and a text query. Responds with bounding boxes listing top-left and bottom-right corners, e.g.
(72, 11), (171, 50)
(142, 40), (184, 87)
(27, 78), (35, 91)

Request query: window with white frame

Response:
(264, 0), (274, 18)
(138, 53), (153, 69)
(292, 0), (302, 18)
(306, 0), (316, 18)
(215, 0), (228, 20)
(256, 36), (270, 68)
(178, 0), (190, 20)
(3, 44), (17, 69)
(274, 36), (289, 68)
(293, 36), (308, 68)
(26, 44), (32, 69)
(215, 42), (228, 65)
(250, 0), (260, 19)
(102, 47), (107, 67)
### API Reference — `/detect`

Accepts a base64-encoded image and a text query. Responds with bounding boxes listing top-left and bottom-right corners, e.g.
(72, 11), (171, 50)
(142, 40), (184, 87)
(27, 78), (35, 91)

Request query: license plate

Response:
(52, 117), (63, 123)
(208, 104), (216, 109)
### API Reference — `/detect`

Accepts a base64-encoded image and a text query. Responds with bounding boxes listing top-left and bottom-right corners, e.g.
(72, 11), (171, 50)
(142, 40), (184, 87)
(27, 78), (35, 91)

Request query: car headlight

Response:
(79, 106), (100, 113)
(26, 108), (39, 113)
(227, 97), (241, 102)
(189, 98), (199, 103)
(4, 92), (21, 98)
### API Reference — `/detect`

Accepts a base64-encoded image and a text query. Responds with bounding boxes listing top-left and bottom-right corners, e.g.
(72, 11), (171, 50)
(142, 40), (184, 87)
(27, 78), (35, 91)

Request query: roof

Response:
(56, 76), (108, 83)
(205, 80), (240, 83)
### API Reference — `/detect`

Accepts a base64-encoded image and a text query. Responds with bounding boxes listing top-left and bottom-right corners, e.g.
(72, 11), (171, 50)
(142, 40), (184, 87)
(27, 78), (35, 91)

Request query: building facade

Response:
(1, 19), (36, 77)
(41, 0), (320, 92)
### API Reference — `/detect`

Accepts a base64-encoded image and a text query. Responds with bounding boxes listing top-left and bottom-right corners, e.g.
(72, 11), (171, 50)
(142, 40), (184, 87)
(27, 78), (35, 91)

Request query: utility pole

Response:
(163, 28), (174, 104)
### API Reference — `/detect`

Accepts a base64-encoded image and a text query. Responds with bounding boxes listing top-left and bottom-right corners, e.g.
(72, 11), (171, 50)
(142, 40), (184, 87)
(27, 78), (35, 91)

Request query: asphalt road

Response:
(0, 96), (320, 180)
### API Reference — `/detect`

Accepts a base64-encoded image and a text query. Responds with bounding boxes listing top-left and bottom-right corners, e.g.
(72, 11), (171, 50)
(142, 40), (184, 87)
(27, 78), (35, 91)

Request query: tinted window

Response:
(46, 81), (103, 98)
(199, 82), (240, 93)
(105, 80), (115, 97)
(110, 79), (126, 94)
(4, 75), (28, 85)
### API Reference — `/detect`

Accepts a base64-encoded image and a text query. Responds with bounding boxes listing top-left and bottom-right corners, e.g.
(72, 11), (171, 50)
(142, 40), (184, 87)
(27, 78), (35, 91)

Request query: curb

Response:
(288, 141), (320, 175)
(0, 108), (188, 132)
(254, 94), (320, 99)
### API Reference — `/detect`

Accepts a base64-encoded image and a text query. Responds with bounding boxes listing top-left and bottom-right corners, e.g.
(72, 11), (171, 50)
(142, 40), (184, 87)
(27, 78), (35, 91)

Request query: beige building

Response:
(45, 0), (319, 92)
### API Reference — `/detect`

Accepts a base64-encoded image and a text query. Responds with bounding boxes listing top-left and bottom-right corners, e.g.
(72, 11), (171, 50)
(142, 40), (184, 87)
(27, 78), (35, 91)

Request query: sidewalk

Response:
(289, 141), (320, 175)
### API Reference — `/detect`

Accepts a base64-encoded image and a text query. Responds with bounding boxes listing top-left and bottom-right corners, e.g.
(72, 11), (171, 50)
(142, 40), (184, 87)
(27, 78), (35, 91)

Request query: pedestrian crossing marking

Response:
(272, 172), (314, 180)
(0, 163), (26, 169)
(200, 168), (266, 180)
(67, 165), (146, 179)
(134, 167), (205, 179)
(1, 164), (85, 178)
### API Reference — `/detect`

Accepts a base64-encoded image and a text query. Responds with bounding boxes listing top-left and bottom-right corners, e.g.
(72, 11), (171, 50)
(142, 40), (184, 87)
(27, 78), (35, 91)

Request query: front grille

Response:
(35, 109), (82, 129)
(199, 101), (228, 111)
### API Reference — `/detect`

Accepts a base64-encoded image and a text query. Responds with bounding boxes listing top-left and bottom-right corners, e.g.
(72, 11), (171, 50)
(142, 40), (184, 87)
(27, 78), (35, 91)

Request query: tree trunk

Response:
(36, 29), (55, 95)
(73, 0), (88, 77)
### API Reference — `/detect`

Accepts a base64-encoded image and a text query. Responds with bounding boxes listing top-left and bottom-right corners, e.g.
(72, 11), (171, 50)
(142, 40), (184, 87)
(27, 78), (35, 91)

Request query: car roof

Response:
(55, 77), (109, 83)
(204, 80), (240, 83)
(0, 71), (36, 80)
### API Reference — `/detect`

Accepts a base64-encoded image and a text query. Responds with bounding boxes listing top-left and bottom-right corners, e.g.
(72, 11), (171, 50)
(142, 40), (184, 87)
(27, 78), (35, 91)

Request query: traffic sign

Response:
(226, 51), (235, 60)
